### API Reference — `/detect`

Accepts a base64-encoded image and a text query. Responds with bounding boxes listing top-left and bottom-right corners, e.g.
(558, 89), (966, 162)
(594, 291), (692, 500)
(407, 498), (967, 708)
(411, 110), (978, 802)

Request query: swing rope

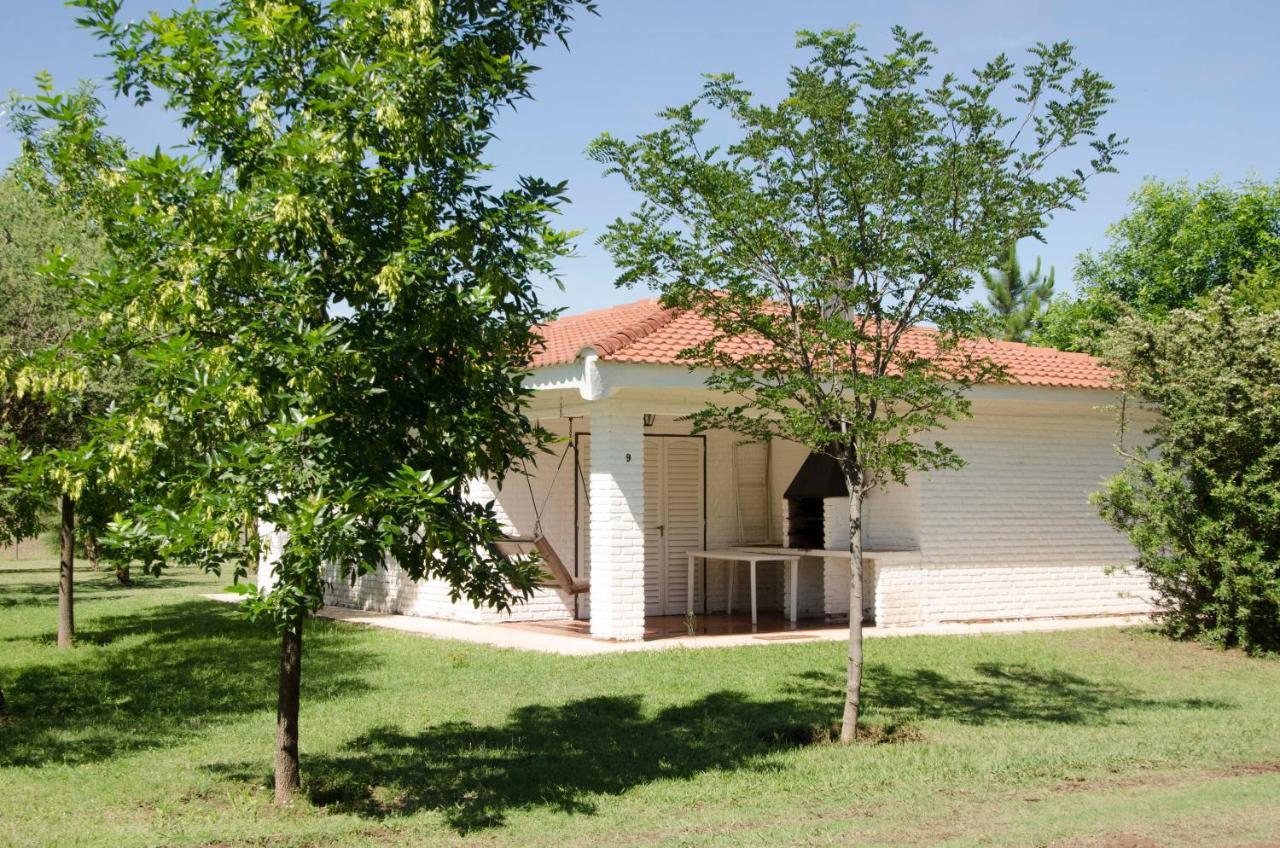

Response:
(499, 416), (591, 595)
(519, 416), (579, 538)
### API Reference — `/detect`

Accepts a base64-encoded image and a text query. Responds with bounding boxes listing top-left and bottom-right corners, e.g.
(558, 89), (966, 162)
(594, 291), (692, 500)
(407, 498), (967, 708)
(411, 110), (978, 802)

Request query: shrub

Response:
(1096, 293), (1280, 653)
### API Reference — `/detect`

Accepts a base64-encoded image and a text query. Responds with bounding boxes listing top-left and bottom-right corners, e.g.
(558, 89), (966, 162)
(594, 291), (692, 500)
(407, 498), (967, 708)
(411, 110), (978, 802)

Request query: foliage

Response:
(1031, 178), (1280, 351)
(979, 243), (1055, 342)
(1095, 293), (1280, 654)
(12, 0), (590, 627)
(591, 26), (1121, 492)
(0, 175), (112, 548)
(589, 25), (1122, 739)
(11, 0), (592, 796)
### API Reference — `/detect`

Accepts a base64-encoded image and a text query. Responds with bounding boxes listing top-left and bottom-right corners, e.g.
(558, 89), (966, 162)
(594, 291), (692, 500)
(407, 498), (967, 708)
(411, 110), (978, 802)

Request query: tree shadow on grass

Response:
(0, 567), (74, 576)
(0, 573), (212, 609)
(788, 663), (1233, 725)
(239, 660), (1237, 834)
(0, 601), (373, 768)
(212, 689), (833, 833)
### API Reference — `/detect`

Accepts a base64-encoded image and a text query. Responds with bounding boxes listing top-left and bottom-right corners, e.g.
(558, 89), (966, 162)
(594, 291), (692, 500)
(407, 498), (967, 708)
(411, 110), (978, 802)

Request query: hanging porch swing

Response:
(491, 418), (590, 595)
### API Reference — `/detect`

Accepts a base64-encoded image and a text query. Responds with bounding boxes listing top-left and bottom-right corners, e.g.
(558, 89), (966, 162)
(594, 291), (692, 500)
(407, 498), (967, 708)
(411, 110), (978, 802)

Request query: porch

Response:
(510, 611), (851, 642)
(500, 393), (921, 642)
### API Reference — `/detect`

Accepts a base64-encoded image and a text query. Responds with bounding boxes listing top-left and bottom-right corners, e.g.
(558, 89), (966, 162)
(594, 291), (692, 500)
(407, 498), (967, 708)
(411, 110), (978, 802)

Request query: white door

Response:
(643, 436), (705, 616)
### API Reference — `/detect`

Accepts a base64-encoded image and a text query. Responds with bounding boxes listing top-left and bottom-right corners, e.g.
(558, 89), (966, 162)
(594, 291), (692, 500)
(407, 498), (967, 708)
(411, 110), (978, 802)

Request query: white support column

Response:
(587, 400), (646, 641)
(255, 519), (286, 594)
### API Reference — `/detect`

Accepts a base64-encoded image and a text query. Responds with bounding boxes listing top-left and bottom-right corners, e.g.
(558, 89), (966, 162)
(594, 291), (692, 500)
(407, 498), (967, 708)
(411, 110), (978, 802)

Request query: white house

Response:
(300, 298), (1153, 641)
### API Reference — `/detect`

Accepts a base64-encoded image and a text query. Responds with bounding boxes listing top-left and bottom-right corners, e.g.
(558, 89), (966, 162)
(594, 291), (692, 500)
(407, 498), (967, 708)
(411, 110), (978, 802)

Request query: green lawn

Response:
(1, 557), (1278, 848)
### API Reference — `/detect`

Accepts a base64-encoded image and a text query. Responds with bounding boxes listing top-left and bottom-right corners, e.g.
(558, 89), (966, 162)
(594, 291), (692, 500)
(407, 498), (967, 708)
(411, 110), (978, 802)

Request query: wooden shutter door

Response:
(661, 437), (705, 615)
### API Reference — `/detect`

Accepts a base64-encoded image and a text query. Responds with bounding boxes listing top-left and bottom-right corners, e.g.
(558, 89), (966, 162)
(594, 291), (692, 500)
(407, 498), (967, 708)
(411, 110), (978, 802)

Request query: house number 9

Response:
(625, 452), (632, 462)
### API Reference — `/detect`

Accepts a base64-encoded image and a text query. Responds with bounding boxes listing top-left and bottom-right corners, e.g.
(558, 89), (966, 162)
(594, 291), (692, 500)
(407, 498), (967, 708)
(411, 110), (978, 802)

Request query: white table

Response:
(734, 547), (894, 624)
(730, 547), (856, 624)
(686, 548), (802, 625)
(735, 546), (852, 559)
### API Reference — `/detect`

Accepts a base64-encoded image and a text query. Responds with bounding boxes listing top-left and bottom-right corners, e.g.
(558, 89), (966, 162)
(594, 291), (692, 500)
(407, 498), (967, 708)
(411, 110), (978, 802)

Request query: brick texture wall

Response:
(888, 400), (1153, 626)
(313, 391), (1153, 635)
(585, 401), (647, 639)
(320, 419), (579, 623)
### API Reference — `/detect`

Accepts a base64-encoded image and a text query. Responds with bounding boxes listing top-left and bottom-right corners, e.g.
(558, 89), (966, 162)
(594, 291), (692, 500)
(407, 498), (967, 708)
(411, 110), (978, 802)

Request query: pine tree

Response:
(981, 244), (1056, 341)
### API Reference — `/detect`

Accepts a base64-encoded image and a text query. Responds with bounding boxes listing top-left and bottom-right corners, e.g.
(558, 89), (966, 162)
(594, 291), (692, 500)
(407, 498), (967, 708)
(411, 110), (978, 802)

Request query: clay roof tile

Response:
(532, 298), (1113, 390)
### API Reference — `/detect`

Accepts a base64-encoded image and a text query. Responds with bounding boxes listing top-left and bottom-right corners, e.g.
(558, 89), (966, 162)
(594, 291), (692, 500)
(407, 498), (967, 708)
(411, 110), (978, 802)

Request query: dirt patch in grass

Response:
(600, 761), (1280, 848)
(1052, 829), (1280, 848)
(1046, 760), (1280, 798)
(1054, 836), (1162, 848)
(1221, 762), (1280, 776)
(1029, 764), (1280, 848)
(1075, 627), (1266, 673)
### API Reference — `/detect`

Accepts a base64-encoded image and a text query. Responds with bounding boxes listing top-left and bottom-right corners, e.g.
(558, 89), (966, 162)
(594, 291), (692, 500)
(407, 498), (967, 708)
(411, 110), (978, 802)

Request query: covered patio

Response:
(502, 380), (922, 642)
(316, 298), (1151, 637)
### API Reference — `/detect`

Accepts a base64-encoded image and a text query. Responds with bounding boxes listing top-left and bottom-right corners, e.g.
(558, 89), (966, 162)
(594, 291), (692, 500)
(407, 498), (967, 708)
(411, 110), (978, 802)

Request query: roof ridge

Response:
(587, 300), (682, 358)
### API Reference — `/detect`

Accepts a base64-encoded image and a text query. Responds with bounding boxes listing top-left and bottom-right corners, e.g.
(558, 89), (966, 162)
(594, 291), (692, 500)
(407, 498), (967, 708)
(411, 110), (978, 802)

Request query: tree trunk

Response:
(57, 494), (75, 650)
(840, 484), (865, 743)
(274, 622), (303, 804)
(85, 533), (101, 572)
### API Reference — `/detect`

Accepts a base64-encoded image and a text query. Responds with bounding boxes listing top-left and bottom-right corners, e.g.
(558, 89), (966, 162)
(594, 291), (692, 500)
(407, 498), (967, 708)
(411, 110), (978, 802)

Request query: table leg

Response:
(727, 561), (734, 616)
(687, 553), (695, 616)
(749, 561), (757, 626)
(789, 559), (798, 624)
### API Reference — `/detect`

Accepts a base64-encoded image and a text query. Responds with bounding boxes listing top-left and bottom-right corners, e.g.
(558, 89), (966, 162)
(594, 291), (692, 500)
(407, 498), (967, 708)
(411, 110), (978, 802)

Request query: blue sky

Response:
(3, 1), (1279, 314)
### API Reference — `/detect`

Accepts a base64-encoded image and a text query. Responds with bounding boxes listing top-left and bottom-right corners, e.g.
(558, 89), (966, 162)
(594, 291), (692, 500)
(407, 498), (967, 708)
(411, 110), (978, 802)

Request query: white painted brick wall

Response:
(322, 419), (579, 623)
(322, 390), (1151, 635)
(586, 401), (647, 640)
(865, 478), (920, 550)
(880, 399), (1154, 627)
(766, 398), (1148, 629)
(873, 554), (927, 626)
(255, 519), (286, 593)
(819, 546), (880, 622)
(820, 483), (914, 620)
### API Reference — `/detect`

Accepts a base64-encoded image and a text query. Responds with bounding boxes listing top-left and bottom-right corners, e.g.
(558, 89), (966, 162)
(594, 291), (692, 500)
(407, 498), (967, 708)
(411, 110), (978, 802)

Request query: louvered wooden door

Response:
(643, 436), (705, 616)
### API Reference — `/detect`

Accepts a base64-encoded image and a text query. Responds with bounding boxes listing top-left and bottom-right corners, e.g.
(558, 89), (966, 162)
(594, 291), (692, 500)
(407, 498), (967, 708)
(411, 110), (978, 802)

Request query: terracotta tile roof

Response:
(530, 298), (676, 367)
(532, 298), (1113, 390)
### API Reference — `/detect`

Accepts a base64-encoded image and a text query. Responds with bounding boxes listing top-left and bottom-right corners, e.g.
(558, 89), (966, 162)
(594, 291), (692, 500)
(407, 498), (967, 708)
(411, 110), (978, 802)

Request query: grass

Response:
(1, 557), (1278, 848)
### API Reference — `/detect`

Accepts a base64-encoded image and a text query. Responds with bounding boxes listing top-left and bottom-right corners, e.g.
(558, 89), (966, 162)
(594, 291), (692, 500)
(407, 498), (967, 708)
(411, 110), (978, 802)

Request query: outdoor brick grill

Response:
(783, 453), (848, 549)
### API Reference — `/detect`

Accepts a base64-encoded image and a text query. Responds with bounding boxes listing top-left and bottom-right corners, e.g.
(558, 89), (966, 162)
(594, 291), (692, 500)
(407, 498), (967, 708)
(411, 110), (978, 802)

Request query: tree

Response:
(1031, 178), (1280, 351)
(979, 242), (1055, 341)
(0, 174), (113, 648)
(1095, 292), (1280, 653)
(14, 0), (591, 803)
(590, 26), (1122, 742)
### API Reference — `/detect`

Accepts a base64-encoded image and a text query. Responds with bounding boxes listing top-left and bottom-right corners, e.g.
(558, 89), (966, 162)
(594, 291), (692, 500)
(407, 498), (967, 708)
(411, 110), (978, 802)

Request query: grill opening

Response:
(786, 497), (825, 549)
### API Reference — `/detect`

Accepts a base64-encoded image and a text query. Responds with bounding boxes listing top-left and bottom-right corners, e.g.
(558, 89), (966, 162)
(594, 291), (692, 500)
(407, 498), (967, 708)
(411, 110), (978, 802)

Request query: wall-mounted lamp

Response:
(643, 414), (656, 427)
